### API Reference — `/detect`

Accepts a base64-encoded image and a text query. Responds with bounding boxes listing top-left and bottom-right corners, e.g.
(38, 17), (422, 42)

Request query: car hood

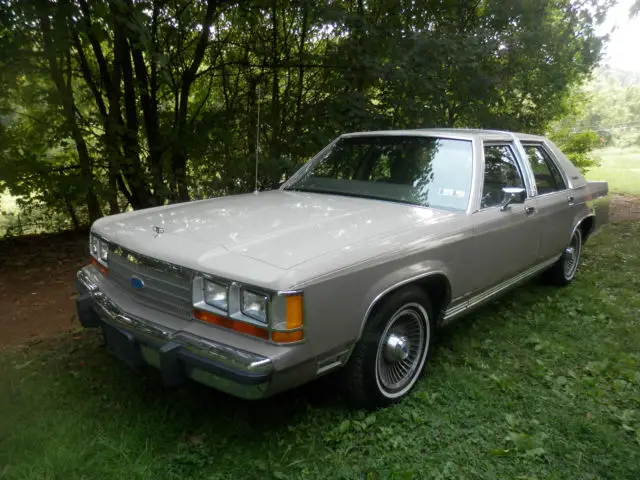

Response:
(94, 190), (455, 273)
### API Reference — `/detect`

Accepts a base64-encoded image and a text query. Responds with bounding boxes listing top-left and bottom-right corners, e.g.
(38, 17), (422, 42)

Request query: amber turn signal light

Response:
(193, 309), (269, 340)
(285, 295), (304, 329)
(90, 257), (108, 276)
(272, 330), (303, 343)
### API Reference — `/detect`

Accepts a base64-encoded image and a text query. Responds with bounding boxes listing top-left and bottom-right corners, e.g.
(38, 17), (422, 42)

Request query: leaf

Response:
(338, 420), (351, 434)
(490, 448), (510, 456)
(524, 447), (546, 457)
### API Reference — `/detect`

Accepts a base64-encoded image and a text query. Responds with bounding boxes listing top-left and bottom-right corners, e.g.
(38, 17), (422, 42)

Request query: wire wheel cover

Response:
(375, 303), (428, 395)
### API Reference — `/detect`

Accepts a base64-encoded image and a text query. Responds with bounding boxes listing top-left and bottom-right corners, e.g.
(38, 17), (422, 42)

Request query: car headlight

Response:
(89, 233), (109, 274)
(241, 289), (269, 323)
(99, 240), (109, 263)
(90, 234), (99, 257)
(204, 279), (228, 311)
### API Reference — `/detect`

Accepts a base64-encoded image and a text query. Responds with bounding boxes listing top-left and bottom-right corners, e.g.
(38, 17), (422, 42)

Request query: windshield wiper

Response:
(283, 187), (426, 207)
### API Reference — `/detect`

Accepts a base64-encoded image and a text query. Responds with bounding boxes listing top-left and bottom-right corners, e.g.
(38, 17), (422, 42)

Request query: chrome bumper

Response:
(75, 266), (274, 399)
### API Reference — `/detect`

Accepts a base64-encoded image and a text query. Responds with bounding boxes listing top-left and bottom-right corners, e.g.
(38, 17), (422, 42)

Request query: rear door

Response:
(522, 143), (575, 261)
(469, 143), (540, 292)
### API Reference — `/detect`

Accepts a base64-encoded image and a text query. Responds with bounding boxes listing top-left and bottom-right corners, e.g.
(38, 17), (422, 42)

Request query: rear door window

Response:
(524, 145), (567, 194)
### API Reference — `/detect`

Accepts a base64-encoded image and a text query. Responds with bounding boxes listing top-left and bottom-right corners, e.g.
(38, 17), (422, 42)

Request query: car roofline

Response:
(340, 128), (543, 143)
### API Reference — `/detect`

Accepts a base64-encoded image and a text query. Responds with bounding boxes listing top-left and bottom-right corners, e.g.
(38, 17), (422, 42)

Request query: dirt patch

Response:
(0, 230), (88, 347)
(609, 194), (640, 223)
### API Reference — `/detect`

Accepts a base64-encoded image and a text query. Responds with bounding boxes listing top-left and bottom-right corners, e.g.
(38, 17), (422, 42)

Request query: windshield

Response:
(284, 135), (473, 211)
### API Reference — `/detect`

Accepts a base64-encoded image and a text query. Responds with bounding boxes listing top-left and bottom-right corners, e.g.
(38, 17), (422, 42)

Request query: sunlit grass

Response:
(1, 222), (640, 479)
(587, 146), (640, 195)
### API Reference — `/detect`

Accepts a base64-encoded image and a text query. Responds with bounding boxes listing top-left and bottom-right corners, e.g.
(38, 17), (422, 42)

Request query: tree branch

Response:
(70, 26), (108, 119)
(78, 0), (113, 94)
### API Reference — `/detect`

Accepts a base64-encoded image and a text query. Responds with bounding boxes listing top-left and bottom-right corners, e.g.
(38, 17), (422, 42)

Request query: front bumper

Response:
(76, 266), (274, 399)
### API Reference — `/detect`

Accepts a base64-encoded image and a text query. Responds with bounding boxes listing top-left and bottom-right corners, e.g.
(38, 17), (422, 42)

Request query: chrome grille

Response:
(108, 246), (193, 320)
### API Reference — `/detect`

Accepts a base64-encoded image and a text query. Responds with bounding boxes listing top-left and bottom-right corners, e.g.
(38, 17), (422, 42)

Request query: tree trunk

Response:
(296, 2), (309, 126)
(171, 0), (219, 203)
(38, 8), (101, 222)
(63, 196), (81, 231)
(124, 0), (165, 202)
(269, 0), (281, 187)
(72, 1), (155, 211)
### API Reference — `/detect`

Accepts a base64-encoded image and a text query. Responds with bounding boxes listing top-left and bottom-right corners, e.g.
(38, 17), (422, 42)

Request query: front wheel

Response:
(543, 228), (583, 286)
(341, 286), (433, 409)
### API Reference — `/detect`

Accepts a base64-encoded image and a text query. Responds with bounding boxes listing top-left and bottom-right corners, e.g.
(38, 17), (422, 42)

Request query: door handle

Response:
(567, 196), (575, 205)
(525, 206), (536, 215)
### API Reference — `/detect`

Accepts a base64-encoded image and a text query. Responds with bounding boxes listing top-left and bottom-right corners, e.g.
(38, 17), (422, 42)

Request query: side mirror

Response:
(500, 187), (526, 211)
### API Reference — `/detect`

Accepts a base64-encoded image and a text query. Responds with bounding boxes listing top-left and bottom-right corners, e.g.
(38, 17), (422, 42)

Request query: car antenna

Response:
(254, 85), (261, 195)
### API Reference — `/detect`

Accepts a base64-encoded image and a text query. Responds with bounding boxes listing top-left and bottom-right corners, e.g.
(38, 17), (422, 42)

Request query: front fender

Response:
(355, 260), (453, 340)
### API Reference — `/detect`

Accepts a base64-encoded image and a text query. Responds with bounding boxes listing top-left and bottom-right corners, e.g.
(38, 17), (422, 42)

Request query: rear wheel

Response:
(543, 228), (582, 286)
(342, 286), (433, 409)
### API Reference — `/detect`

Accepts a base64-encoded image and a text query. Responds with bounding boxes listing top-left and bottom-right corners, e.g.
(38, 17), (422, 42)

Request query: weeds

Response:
(1, 222), (639, 479)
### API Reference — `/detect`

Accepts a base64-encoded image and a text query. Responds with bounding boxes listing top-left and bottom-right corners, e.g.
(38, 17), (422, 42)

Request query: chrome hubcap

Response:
(375, 304), (428, 396)
(564, 246), (575, 260)
(563, 233), (580, 279)
(384, 334), (410, 362)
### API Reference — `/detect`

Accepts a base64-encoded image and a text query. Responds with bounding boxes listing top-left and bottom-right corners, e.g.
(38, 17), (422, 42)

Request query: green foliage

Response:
(579, 68), (640, 148)
(0, 0), (613, 233)
(2, 221), (640, 478)
(550, 126), (602, 173)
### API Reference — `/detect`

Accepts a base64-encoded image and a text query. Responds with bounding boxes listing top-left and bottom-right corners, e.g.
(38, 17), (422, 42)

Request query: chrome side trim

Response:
(444, 302), (466, 319)
(316, 346), (351, 376)
(357, 271), (450, 340)
(466, 136), (480, 214)
(570, 214), (595, 244)
(442, 256), (559, 324)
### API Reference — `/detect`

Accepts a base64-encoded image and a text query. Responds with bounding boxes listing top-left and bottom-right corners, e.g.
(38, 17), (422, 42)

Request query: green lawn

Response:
(587, 147), (640, 195)
(1, 222), (640, 479)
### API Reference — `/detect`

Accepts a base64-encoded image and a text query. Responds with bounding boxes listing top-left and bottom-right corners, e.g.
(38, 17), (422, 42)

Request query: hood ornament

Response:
(152, 225), (165, 237)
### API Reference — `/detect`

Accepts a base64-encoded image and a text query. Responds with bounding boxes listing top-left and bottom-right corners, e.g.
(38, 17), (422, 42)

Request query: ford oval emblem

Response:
(130, 276), (145, 289)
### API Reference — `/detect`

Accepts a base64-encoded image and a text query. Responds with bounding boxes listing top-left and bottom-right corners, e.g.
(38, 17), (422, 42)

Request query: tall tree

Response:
(0, 0), (614, 233)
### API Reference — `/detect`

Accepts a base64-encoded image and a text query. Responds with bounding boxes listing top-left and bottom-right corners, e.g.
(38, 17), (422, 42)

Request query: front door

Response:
(469, 144), (540, 293)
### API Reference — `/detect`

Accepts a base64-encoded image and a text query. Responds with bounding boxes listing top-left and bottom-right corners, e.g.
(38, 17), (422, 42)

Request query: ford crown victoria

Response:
(76, 129), (609, 408)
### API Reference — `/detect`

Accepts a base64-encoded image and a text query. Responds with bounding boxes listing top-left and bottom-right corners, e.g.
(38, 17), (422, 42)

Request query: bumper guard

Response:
(75, 266), (273, 399)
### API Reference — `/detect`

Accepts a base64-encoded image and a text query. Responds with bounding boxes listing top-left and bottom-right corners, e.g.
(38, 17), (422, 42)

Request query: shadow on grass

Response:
(39, 329), (347, 435)
(44, 274), (558, 431)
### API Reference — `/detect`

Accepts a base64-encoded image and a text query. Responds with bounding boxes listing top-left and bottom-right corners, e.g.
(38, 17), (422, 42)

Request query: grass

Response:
(587, 147), (640, 195)
(1, 222), (640, 479)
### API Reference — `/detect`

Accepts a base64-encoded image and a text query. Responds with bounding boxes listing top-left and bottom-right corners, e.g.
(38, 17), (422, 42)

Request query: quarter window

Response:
(524, 145), (567, 194)
(481, 145), (525, 208)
